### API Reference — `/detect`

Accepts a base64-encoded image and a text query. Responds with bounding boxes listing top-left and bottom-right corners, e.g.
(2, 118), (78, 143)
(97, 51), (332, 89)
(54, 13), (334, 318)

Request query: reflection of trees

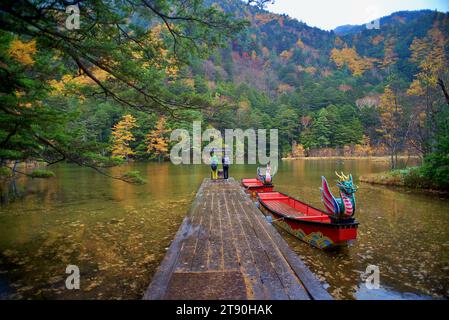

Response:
(110, 166), (136, 208)
(145, 163), (169, 198)
(1, 179), (21, 205)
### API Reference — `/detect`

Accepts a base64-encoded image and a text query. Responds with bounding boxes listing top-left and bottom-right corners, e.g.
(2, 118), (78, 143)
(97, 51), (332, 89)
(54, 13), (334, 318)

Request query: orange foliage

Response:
(146, 117), (169, 159)
(380, 37), (398, 70)
(277, 83), (294, 94)
(371, 35), (384, 46)
(376, 86), (403, 150)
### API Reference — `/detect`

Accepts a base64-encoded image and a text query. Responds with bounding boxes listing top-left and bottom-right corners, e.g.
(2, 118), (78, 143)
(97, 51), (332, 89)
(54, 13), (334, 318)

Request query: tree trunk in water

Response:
(12, 160), (19, 174)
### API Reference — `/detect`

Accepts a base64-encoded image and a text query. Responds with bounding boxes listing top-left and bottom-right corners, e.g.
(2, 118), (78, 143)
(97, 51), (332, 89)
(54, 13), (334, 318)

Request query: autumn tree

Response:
(380, 37), (398, 74)
(407, 25), (449, 157)
(111, 115), (138, 160)
(0, 0), (246, 173)
(331, 47), (376, 77)
(146, 117), (170, 161)
(408, 25), (449, 107)
(376, 86), (406, 169)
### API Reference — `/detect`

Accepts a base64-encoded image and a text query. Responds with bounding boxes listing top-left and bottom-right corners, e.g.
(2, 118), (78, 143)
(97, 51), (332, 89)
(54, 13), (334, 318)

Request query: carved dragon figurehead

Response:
(320, 172), (358, 219)
(335, 172), (358, 196)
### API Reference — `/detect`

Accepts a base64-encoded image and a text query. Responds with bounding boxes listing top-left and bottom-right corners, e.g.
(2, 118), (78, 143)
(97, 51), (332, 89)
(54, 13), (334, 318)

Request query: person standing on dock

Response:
(222, 153), (230, 180)
(210, 150), (219, 180)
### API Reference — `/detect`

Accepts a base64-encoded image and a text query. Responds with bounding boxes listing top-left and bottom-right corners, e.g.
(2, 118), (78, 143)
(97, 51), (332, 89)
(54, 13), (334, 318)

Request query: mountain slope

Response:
(188, 0), (449, 155)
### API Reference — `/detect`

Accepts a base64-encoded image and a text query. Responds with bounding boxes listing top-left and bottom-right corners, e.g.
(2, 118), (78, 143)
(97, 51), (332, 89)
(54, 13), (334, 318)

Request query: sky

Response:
(265, 0), (449, 30)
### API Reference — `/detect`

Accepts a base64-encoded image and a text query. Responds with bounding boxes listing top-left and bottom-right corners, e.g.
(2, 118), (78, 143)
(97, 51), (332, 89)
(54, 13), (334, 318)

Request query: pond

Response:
(0, 159), (448, 299)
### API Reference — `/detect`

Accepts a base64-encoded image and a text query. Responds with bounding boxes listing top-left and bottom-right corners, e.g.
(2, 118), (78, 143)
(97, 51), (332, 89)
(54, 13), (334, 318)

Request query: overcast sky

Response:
(265, 0), (449, 30)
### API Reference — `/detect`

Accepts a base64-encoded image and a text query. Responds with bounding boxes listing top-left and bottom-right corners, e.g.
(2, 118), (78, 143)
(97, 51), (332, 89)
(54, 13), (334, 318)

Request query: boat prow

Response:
(241, 178), (274, 196)
(258, 192), (358, 249)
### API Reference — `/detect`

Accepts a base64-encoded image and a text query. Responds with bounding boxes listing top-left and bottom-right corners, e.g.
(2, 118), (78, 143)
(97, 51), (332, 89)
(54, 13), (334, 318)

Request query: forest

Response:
(0, 0), (448, 189)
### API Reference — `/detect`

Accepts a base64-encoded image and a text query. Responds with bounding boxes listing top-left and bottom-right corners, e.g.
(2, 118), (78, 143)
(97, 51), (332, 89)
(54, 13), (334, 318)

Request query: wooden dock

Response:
(143, 178), (332, 300)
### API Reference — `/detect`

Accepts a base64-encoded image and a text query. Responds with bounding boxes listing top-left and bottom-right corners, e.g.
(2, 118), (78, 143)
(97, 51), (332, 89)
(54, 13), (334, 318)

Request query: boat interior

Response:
(258, 192), (331, 223)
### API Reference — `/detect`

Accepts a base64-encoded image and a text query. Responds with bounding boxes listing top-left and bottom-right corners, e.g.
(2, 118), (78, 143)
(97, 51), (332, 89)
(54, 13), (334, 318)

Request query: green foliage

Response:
(0, 167), (13, 179)
(0, 0), (246, 172)
(29, 169), (55, 179)
(1, 0), (448, 190)
(121, 171), (146, 185)
(300, 104), (363, 149)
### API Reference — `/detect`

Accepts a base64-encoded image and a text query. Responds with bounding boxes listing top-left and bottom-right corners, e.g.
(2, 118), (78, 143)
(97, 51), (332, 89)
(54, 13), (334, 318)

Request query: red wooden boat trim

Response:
(241, 178), (274, 196)
(257, 192), (358, 249)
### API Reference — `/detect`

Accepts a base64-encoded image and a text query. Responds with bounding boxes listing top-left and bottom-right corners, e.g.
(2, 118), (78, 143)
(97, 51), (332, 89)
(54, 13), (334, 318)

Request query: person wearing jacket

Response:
(222, 153), (230, 179)
(210, 150), (219, 180)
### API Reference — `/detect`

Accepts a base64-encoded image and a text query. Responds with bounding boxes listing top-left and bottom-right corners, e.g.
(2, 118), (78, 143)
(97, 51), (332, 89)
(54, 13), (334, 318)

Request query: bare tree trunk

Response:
(12, 160), (19, 173)
(438, 78), (449, 108)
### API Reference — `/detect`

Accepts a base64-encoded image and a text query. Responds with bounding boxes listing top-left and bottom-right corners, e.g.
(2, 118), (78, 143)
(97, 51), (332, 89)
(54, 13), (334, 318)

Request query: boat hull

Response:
(241, 178), (274, 197)
(258, 192), (358, 249)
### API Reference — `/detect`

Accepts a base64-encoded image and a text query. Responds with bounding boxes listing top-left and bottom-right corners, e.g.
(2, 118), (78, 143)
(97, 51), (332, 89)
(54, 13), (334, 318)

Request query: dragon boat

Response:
(242, 165), (274, 196)
(258, 172), (359, 249)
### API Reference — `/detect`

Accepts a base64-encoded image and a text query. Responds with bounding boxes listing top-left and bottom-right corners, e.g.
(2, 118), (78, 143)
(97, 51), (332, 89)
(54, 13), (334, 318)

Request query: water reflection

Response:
(0, 159), (448, 299)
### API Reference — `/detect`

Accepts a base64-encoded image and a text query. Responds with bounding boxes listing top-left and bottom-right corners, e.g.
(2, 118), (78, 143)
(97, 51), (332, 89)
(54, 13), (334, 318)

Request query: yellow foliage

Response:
(183, 78), (195, 88)
(291, 142), (305, 157)
(280, 50), (293, 61)
(111, 115), (138, 159)
(8, 39), (36, 66)
(137, 24), (179, 78)
(331, 47), (376, 77)
(380, 38), (398, 70)
(277, 83), (294, 94)
(408, 26), (448, 93)
(377, 86), (403, 147)
(296, 38), (305, 49)
(146, 117), (169, 158)
(354, 135), (373, 156)
(239, 100), (250, 112)
(407, 79), (425, 96)
(48, 68), (113, 95)
(304, 66), (316, 75)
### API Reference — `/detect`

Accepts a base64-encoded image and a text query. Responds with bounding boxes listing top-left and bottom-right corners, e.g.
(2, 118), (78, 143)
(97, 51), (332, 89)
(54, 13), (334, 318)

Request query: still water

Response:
(0, 160), (448, 299)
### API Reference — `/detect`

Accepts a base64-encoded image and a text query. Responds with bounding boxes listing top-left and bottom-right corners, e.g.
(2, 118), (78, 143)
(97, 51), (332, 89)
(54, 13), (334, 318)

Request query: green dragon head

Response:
(335, 172), (358, 196)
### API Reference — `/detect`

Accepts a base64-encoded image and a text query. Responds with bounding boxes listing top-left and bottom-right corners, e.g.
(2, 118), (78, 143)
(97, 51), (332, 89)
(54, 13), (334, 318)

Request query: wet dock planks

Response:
(143, 178), (332, 300)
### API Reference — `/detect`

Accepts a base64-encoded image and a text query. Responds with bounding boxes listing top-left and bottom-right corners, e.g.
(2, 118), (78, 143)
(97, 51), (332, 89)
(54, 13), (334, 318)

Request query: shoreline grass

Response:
(282, 156), (420, 161)
(359, 167), (447, 193)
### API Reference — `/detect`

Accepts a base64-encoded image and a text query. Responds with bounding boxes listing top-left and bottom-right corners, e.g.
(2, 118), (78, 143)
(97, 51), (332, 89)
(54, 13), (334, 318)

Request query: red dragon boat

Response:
(242, 178), (274, 195)
(242, 165), (274, 196)
(257, 172), (359, 249)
